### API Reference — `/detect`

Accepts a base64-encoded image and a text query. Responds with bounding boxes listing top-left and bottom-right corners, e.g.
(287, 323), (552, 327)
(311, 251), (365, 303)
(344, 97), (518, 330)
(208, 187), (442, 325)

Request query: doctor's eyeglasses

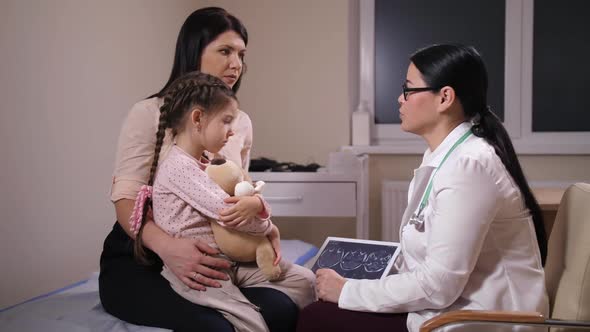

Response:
(402, 84), (441, 101)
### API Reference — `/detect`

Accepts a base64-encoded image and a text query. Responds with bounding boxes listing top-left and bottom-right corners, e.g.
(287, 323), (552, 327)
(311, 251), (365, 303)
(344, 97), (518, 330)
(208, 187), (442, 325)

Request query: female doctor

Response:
(296, 44), (549, 332)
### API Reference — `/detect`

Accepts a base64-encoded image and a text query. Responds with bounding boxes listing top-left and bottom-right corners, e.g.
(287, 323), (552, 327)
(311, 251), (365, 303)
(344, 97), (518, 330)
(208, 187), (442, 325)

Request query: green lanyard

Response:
(415, 130), (473, 218)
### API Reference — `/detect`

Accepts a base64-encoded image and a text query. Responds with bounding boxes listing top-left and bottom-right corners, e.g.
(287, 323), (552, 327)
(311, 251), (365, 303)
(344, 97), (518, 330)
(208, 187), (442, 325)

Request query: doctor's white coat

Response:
(339, 123), (549, 332)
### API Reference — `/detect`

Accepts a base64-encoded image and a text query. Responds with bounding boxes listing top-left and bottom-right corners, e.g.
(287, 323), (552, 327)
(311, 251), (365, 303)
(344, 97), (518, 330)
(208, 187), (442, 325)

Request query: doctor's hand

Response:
(220, 196), (264, 227)
(316, 268), (347, 303)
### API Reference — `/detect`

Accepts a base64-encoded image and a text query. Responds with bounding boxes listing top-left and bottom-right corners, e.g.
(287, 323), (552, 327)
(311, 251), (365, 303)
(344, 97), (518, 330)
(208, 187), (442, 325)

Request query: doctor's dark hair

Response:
(134, 71), (237, 264)
(411, 44), (547, 265)
(151, 7), (248, 98)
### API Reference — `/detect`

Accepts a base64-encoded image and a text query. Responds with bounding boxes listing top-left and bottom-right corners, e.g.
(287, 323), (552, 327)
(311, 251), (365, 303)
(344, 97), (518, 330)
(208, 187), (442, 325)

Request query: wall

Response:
(0, 0), (356, 309)
(199, 0), (354, 166)
(1, 0), (588, 309)
(0, 0), (201, 309)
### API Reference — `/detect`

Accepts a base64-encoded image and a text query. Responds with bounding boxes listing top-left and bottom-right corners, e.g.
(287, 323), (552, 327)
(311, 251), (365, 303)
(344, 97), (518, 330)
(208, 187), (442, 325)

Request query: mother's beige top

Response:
(110, 97), (253, 202)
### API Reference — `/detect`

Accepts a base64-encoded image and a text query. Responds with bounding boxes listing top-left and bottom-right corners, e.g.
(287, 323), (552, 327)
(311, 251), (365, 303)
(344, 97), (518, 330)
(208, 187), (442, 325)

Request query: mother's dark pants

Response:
(99, 222), (298, 332)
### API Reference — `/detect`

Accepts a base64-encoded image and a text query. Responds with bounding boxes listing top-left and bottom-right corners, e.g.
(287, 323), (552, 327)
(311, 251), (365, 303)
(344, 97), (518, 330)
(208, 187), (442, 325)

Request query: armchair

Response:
(420, 183), (590, 332)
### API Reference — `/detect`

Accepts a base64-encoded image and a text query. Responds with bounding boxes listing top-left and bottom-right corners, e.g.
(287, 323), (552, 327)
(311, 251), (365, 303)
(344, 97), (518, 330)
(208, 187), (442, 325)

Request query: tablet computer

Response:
(309, 237), (401, 280)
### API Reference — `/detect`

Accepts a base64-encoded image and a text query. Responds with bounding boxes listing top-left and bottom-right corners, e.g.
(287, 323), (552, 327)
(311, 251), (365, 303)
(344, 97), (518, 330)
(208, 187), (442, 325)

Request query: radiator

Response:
(381, 181), (410, 242)
(381, 180), (577, 242)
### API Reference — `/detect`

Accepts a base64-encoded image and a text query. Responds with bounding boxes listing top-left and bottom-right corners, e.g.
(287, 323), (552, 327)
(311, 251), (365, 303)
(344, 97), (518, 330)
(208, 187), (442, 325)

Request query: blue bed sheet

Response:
(0, 240), (318, 332)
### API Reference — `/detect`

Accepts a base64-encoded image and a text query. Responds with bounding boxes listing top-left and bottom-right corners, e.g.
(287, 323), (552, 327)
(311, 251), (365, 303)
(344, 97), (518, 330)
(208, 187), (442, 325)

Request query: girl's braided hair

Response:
(134, 71), (237, 264)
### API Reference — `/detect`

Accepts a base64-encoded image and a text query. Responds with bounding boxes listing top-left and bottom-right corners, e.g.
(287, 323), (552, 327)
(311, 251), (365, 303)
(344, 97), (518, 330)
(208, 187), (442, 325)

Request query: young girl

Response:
(129, 71), (315, 332)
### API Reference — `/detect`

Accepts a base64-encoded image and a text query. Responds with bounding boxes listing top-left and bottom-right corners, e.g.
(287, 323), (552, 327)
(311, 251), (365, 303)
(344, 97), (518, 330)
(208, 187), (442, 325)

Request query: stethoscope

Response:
(408, 130), (473, 232)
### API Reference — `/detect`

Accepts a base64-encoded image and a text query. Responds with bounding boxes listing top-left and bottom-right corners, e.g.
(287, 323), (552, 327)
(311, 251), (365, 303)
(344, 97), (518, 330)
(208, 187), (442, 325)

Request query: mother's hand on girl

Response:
(316, 268), (347, 303)
(158, 237), (231, 291)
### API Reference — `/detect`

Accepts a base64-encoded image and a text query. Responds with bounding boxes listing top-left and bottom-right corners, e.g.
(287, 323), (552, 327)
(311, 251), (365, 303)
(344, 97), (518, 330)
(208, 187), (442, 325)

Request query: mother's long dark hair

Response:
(411, 44), (547, 265)
(152, 7), (248, 98)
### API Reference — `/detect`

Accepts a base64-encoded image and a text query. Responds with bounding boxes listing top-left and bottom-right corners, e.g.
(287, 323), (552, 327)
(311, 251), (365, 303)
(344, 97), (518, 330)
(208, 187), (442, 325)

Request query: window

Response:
(352, 0), (590, 154)
(375, 0), (505, 124)
(532, 0), (590, 132)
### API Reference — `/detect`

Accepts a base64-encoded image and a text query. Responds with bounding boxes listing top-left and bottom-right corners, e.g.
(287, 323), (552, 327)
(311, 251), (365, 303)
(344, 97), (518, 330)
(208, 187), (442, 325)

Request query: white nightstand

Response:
(250, 152), (369, 239)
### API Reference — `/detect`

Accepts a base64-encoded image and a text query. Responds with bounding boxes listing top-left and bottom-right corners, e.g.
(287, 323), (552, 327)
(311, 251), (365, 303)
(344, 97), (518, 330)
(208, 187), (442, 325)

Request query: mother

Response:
(99, 7), (300, 331)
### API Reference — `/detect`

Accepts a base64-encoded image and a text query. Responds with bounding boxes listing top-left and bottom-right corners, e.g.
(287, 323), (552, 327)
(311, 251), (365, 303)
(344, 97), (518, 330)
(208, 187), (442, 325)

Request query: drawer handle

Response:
(265, 196), (303, 203)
